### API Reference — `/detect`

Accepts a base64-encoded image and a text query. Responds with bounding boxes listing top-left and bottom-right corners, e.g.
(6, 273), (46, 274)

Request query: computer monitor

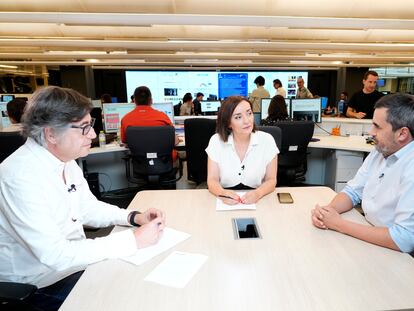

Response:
(200, 100), (221, 115)
(102, 103), (135, 133)
(260, 98), (291, 120)
(321, 97), (328, 109)
(1, 95), (15, 102)
(0, 101), (11, 128)
(291, 98), (322, 123)
(152, 102), (175, 125)
(376, 79), (385, 87)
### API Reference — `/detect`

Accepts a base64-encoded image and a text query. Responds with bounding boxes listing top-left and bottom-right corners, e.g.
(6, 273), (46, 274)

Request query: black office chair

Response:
(261, 121), (314, 186)
(184, 118), (217, 184)
(0, 131), (26, 163)
(256, 125), (282, 150)
(0, 282), (37, 311)
(123, 126), (182, 189)
(173, 103), (182, 116)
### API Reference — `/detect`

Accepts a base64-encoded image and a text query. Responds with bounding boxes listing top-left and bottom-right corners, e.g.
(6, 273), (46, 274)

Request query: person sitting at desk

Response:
(180, 92), (193, 116)
(121, 86), (179, 161)
(206, 96), (278, 205)
(312, 93), (414, 253)
(193, 92), (204, 116)
(0, 86), (165, 311)
(260, 95), (291, 125)
(2, 98), (27, 132)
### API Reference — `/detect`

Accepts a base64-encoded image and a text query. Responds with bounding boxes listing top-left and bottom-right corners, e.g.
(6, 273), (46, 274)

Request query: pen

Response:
(218, 195), (240, 201)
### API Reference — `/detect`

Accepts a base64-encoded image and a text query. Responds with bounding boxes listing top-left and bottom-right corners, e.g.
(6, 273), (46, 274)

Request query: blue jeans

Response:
(27, 271), (84, 311)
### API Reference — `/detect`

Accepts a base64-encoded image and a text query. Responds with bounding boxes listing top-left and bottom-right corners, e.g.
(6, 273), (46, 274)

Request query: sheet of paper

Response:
(216, 191), (256, 211)
(122, 227), (191, 266)
(144, 251), (208, 288)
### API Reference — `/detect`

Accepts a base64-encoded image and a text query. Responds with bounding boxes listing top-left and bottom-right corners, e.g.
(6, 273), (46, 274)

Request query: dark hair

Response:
(268, 95), (289, 121)
(341, 91), (348, 97)
(374, 93), (414, 136)
(196, 92), (204, 97)
(273, 79), (283, 87)
(183, 92), (193, 103)
(7, 98), (27, 123)
(363, 70), (379, 80)
(22, 86), (93, 146)
(133, 86), (152, 105)
(100, 93), (112, 103)
(216, 96), (256, 142)
(254, 76), (265, 86)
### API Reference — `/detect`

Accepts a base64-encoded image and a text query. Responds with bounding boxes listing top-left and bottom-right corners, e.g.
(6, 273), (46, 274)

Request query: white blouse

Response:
(206, 131), (279, 188)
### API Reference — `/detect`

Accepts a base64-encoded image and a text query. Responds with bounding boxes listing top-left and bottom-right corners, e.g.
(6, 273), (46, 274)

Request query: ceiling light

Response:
(0, 64), (18, 69)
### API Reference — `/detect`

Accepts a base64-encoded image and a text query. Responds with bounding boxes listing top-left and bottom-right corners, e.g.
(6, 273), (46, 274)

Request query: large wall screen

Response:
(126, 71), (308, 105)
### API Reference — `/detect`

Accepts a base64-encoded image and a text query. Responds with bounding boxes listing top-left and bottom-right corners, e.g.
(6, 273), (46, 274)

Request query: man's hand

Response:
(134, 217), (164, 249)
(311, 204), (344, 232)
(135, 208), (165, 226)
(311, 204), (328, 229)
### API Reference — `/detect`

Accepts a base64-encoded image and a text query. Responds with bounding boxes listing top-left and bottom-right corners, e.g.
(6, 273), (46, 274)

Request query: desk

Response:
(61, 187), (414, 311)
(306, 135), (374, 189)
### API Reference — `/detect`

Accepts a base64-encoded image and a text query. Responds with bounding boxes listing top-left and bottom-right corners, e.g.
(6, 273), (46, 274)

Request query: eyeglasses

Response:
(70, 118), (95, 136)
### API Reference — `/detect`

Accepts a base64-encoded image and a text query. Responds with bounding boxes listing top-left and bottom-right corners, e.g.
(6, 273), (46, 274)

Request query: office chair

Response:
(256, 125), (282, 150)
(123, 126), (182, 189)
(0, 281), (37, 311)
(261, 121), (314, 186)
(184, 118), (217, 184)
(0, 131), (26, 163)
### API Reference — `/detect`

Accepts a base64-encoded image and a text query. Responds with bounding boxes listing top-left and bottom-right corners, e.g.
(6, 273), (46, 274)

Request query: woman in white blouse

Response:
(206, 96), (279, 205)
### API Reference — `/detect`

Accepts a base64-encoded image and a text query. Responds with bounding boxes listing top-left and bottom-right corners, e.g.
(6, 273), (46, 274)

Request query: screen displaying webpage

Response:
(125, 71), (308, 105)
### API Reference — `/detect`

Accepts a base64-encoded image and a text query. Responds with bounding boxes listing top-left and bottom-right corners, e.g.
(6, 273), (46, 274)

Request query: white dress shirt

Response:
(342, 140), (414, 252)
(0, 138), (137, 287)
(206, 131), (279, 188)
(275, 87), (286, 98)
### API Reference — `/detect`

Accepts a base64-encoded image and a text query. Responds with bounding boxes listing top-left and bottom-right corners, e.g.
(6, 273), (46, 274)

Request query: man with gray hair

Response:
(312, 93), (414, 253)
(296, 77), (313, 99)
(0, 86), (165, 310)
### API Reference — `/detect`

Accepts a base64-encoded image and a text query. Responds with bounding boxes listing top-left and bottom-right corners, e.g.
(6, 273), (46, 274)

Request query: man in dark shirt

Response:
(347, 70), (383, 119)
(192, 92), (204, 115)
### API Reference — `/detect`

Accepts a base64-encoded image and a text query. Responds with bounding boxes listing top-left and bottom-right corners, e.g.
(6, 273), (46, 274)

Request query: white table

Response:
(60, 187), (414, 311)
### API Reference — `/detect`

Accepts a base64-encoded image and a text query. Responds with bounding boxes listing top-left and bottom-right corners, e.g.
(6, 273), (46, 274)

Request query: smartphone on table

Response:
(277, 192), (294, 204)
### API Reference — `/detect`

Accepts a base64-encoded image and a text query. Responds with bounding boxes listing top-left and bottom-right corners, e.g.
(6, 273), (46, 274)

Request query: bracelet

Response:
(128, 211), (141, 227)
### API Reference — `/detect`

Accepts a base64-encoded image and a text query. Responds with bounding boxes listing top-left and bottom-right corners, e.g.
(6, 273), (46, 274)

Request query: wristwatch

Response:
(128, 211), (141, 227)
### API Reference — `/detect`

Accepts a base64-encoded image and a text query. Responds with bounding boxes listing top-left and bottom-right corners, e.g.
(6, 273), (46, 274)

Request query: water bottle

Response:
(98, 131), (106, 147)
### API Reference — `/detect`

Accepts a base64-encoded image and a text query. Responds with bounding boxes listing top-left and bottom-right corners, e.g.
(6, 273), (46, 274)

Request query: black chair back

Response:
(0, 131), (26, 163)
(256, 126), (282, 150)
(259, 121), (314, 186)
(184, 118), (217, 184)
(125, 126), (181, 188)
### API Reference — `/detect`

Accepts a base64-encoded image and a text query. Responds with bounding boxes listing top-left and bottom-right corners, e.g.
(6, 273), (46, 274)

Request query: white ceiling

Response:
(0, 0), (414, 72)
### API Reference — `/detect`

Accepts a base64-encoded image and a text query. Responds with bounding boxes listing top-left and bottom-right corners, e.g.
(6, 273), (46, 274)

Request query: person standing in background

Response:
(296, 77), (313, 99)
(180, 93), (194, 116)
(273, 79), (286, 98)
(249, 76), (270, 113)
(347, 70), (383, 119)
